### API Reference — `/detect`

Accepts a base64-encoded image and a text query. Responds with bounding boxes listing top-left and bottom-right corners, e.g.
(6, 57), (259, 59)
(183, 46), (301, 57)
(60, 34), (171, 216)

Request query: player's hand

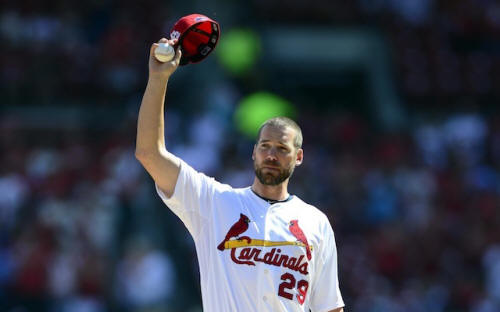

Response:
(148, 38), (182, 80)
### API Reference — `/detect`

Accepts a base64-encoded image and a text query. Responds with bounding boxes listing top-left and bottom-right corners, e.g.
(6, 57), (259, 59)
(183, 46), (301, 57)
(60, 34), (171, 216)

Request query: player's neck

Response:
(251, 177), (290, 201)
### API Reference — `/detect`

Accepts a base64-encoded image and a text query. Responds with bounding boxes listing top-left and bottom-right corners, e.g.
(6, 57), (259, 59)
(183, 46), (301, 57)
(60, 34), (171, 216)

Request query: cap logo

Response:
(195, 16), (208, 22)
(170, 30), (181, 40)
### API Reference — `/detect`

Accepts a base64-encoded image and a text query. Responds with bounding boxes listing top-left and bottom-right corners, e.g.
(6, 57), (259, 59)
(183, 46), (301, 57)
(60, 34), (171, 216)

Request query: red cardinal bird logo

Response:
(217, 213), (251, 251)
(289, 220), (312, 261)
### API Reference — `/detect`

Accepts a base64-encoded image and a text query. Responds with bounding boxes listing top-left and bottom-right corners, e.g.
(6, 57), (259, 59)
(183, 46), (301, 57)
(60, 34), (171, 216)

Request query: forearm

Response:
(136, 77), (169, 155)
(135, 38), (182, 196)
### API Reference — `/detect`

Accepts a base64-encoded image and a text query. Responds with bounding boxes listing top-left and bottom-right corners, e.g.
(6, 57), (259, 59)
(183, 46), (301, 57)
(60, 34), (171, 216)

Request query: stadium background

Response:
(1, 0), (500, 311)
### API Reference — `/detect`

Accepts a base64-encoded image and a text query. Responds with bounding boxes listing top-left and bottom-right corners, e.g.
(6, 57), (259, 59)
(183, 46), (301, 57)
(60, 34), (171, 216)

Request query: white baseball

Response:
(154, 43), (175, 62)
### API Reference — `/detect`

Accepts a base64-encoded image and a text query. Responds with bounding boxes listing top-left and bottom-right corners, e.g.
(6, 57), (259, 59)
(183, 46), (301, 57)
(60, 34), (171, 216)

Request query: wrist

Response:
(148, 74), (170, 85)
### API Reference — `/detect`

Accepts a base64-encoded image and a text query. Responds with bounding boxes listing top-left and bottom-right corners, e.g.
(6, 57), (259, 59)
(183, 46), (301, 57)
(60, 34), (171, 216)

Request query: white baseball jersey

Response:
(156, 159), (344, 312)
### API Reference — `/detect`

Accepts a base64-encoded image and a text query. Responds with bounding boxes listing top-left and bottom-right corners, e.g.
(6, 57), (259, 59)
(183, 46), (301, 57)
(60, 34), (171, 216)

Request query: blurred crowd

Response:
(308, 111), (500, 312)
(1, 0), (500, 312)
(3, 0), (500, 106)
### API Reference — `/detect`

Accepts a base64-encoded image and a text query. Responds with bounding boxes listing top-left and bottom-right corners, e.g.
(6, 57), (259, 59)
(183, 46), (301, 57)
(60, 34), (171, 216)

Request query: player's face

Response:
(253, 126), (303, 186)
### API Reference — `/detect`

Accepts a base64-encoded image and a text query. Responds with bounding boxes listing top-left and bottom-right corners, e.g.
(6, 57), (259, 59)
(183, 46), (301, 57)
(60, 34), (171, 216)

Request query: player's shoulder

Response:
(232, 186), (253, 197)
(290, 196), (331, 225)
(180, 159), (234, 191)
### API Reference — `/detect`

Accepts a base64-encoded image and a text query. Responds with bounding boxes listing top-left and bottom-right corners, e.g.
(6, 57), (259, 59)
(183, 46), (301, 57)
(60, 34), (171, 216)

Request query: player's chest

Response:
(214, 202), (318, 274)
(213, 202), (318, 308)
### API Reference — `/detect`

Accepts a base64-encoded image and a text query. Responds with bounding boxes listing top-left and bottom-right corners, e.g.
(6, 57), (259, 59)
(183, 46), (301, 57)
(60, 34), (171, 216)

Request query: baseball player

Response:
(135, 38), (345, 312)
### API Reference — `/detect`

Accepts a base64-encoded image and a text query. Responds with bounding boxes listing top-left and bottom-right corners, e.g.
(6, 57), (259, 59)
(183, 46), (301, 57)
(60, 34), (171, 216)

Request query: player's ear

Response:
(252, 144), (256, 160)
(295, 148), (303, 166)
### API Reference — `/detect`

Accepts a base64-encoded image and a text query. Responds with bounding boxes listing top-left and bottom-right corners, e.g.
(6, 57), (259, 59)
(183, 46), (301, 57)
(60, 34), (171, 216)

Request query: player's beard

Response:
(254, 160), (295, 186)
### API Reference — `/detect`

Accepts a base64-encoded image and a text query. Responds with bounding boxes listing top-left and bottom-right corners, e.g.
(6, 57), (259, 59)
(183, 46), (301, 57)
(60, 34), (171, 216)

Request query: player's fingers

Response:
(167, 39), (178, 46)
(173, 47), (182, 65)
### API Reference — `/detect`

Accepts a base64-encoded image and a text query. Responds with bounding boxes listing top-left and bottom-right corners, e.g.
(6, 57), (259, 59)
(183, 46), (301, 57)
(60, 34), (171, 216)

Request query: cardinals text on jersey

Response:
(217, 215), (312, 281)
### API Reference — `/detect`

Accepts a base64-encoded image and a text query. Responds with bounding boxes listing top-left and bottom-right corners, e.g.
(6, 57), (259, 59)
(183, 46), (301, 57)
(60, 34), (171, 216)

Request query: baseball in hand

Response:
(154, 43), (175, 62)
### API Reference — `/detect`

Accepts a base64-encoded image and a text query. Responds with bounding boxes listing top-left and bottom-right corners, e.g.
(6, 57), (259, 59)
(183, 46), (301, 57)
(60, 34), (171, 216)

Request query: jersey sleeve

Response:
(309, 220), (345, 312)
(155, 159), (222, 239)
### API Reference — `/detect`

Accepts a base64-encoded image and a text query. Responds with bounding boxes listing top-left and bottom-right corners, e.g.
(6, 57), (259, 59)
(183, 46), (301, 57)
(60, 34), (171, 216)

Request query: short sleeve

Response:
(155, 159), (221, 239)
(309, 221), (345, 312)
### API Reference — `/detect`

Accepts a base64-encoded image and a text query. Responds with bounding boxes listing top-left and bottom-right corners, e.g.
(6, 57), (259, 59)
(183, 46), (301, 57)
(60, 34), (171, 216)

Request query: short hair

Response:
(256, 117), (303, 149)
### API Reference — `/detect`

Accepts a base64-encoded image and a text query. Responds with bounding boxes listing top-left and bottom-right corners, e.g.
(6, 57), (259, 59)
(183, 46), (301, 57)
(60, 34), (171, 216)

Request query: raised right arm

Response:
(135, 38), (183, 198)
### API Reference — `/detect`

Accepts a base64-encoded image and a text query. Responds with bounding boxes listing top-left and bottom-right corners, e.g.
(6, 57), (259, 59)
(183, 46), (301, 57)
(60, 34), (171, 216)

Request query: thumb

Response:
(150, 43), (158, 56)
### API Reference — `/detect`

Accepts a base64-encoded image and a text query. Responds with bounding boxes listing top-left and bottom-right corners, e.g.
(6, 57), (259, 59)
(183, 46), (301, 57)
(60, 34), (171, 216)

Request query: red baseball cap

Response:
(170, 14), (220, 66)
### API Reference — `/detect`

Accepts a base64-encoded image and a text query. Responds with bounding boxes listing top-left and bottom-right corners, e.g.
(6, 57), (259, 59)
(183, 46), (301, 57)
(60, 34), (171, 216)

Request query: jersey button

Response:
(264, 269), (269, 274)
(263, 296), (267, 301)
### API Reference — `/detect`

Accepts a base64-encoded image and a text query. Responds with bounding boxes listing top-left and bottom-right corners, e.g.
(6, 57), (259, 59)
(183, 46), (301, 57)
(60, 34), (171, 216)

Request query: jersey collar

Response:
(250, 188), (294, 205)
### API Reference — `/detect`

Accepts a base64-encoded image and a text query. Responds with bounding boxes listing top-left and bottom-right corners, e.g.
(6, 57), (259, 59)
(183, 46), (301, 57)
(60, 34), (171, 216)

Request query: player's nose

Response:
(265, 148), (278, 160)
(265, 156), (278, 165)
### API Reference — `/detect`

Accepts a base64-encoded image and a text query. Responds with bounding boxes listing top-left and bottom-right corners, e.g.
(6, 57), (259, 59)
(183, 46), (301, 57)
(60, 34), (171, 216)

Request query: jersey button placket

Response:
(256, 205), (268, 310)
(261, 207), (275, 309)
